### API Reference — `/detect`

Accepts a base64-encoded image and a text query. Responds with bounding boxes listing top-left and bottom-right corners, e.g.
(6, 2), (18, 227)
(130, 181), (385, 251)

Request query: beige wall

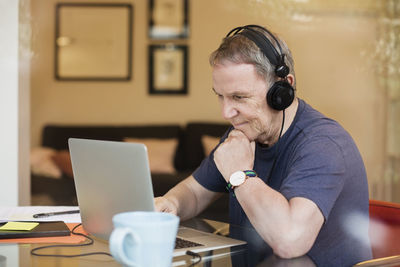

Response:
(30, 0), (385, 185)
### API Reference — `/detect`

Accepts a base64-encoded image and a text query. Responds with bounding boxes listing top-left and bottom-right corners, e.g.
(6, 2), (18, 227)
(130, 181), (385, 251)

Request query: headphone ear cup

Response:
(266, 81), (295, 111)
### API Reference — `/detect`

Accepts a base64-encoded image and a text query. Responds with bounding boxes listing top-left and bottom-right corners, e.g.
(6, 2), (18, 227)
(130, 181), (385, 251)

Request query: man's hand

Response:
(154, 196), (178, 215)
(214, 129), (256, 182)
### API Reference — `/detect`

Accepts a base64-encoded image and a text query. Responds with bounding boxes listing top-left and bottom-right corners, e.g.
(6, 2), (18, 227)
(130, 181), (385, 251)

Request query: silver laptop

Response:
(68, 138), (245, 256)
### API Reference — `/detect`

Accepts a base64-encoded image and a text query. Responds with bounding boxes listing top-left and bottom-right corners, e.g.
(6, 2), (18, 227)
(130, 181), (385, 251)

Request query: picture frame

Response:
(55, 3), (133, 81)
(148, 44), (188, 95)
(149, 0), (189, 39)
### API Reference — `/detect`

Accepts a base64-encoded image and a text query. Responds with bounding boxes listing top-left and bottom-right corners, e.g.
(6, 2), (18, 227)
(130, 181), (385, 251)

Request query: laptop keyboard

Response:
(175, 237), (204, 249)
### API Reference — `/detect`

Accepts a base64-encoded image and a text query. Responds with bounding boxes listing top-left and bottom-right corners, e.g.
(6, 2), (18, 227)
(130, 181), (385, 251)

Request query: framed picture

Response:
(149, 0), (189, 39)
(149, 44), (188, 95)
(55, 3), (133, 81)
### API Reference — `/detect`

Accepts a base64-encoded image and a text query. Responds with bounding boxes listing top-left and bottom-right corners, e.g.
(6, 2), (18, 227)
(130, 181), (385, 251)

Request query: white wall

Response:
(19, 0), (31, 205)
(0, 0), (30, 206)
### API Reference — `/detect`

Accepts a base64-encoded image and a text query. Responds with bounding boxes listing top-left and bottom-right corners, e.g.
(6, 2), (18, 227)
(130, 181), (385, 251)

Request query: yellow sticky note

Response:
(0, 222), (39, 231)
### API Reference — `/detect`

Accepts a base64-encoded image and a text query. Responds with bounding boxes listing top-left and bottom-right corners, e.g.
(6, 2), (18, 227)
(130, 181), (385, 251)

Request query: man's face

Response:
(212, 62), (279, 144)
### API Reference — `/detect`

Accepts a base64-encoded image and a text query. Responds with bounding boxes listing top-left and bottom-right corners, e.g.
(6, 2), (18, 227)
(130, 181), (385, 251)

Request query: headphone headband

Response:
(226, 25), (289, 78)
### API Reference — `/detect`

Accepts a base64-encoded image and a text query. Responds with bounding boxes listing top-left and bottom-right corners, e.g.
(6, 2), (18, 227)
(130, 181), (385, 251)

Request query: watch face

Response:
(230, 171), (246, 186)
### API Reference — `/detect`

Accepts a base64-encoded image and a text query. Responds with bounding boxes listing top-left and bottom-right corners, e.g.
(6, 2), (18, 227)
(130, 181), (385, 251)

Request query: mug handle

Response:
(109, 227), (141, 267)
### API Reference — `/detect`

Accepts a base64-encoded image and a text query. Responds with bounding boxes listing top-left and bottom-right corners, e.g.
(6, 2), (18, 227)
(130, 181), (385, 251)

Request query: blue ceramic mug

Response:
(109, 211), (179, 267)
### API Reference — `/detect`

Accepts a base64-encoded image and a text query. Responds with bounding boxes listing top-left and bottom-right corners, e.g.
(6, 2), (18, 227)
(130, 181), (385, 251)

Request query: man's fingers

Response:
(229, 129), (246, 138)
(154, 197), (178, 215)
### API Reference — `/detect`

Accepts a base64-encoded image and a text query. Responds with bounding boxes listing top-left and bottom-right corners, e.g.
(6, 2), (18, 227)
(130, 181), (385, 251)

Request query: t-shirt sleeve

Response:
(280, 136), (346, 221)
(192, 153), (227, 192)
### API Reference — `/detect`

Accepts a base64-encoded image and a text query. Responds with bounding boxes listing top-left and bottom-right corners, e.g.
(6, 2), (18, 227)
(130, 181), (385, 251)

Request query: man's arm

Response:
(214, 129), (324, 258)
(155, 175), (222, 221)
(234, 179), (324, 258)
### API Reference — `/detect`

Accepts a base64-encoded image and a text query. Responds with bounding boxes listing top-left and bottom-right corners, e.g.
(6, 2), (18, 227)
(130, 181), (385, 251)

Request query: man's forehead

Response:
(212, 77), (266, 96)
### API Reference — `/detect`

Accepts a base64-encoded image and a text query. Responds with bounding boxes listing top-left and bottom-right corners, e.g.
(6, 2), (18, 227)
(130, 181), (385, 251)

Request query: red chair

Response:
(369, 199), (400, 259)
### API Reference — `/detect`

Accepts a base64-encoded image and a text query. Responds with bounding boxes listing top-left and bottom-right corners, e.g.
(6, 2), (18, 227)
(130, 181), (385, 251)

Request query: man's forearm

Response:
(163, 176), (221, 221)
(164, 178), (200, 220)
(234, 177), (323, 258)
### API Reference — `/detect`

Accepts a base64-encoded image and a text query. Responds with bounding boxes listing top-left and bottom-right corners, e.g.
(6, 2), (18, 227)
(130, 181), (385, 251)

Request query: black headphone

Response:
(226, 25), (295, 111)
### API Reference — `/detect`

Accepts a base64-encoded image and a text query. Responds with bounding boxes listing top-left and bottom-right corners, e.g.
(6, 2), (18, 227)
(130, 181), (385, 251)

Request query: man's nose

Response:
(221, 100), (238, 120)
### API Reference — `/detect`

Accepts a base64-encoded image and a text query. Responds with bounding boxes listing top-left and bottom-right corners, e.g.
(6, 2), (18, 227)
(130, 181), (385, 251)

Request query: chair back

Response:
(369, 199), (400, 259)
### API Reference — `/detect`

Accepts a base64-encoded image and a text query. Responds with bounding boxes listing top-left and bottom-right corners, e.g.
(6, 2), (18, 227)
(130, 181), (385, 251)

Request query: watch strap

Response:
(226, 182), (236, 197)
(243, 170), (257, 177)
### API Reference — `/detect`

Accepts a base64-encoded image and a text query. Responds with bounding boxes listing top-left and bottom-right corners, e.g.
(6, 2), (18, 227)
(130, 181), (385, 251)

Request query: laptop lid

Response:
(68, 138), (246, 256)
(69, 138), (155, 240)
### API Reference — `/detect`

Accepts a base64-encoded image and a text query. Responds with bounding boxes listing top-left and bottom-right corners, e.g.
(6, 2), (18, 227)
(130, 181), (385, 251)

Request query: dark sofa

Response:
(31, 122), (231, 222)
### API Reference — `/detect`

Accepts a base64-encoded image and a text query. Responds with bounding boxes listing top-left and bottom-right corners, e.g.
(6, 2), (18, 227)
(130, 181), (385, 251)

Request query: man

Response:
(155, 25), (372, 266)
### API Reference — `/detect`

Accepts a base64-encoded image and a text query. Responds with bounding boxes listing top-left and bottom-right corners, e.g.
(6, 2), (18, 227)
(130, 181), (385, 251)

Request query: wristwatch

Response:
(226, 170), (257, 195)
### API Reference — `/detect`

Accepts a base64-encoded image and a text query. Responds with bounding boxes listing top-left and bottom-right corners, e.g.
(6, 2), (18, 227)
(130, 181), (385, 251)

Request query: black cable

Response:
(31, 225), (204, 266)
(267, 109), (285, 184)
(30, 223), (112, 258)
(186, 250), (202, 266)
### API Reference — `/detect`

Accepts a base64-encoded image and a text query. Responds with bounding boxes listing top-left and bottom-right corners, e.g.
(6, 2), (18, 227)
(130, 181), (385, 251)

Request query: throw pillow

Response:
(30, 147), (62, 179)
(124, 138), (178, 174)
(52, 150), (74, 178)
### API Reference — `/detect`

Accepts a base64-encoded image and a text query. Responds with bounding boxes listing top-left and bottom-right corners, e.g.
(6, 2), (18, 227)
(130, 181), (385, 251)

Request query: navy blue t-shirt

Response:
(193, 99), (372, 266)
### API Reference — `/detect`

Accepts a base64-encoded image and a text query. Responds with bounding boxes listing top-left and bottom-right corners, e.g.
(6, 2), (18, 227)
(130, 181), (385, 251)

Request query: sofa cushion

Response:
(30, 147), (62, 179)
(184, 122), (231, 170)
(124, 137), (178, 174)
(51, 150), (74, 178)
(31, 175), (77, 205)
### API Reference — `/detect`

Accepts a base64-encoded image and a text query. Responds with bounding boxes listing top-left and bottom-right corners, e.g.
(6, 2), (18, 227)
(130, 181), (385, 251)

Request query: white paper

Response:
(0, 206), (81, 223)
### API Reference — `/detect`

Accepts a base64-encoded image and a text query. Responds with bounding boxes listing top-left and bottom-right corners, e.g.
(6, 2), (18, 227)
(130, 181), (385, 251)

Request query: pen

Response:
(33, 210), (80, 218)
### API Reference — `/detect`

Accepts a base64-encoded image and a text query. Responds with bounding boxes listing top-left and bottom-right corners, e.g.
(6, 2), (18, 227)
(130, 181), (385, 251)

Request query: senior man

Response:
(155, 25), (372, 266)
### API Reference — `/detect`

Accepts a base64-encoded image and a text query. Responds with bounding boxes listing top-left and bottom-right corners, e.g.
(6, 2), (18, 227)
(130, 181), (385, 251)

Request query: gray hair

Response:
(209, 27), (296, 88)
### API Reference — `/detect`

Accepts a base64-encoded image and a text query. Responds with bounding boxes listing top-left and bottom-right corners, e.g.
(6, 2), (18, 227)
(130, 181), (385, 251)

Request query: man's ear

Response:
(286, 74), (295, 86)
